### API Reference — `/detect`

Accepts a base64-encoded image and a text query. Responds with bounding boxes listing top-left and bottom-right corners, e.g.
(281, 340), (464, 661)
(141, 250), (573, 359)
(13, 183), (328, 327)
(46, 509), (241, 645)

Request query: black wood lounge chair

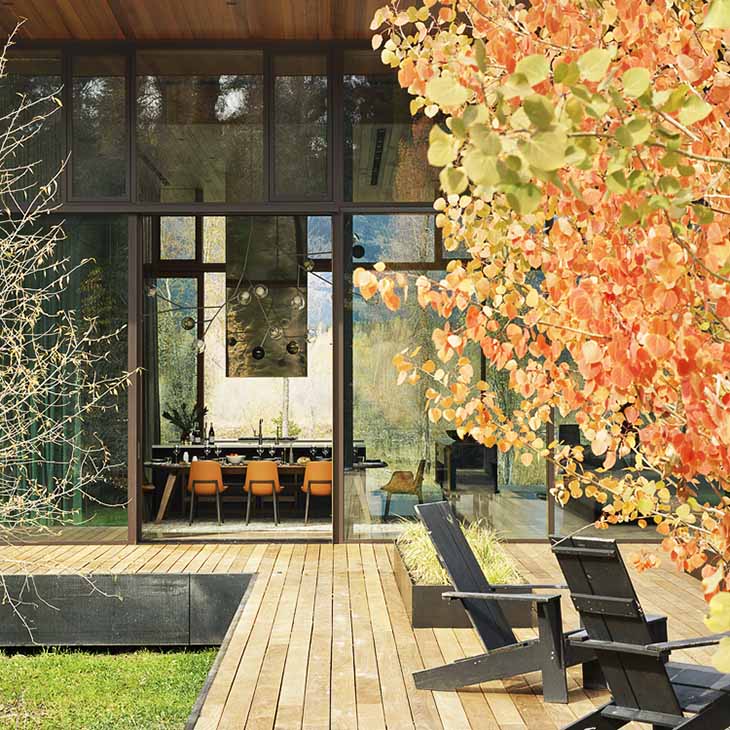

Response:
(552, 534), (730, 729)
(412, 501), (667, 703)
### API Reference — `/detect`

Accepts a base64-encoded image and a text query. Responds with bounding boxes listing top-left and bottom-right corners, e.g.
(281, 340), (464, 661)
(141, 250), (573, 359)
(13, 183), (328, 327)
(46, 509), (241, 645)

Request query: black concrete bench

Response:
(0, 573), (252, 646)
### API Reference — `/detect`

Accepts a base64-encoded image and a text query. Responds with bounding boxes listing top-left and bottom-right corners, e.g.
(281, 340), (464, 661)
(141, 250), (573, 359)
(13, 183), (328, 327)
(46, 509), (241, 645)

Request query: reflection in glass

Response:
(353, 214), (435, 263)
(552, 414), (654, 538)
(1, 51), (63, 200)
(72, 56), (127, 198)
(137, 51), (264, 203)
(160, 216), (196, 260)
(344, 50), (438, 203)
(344, 214), (547, 540)
(273, 54), (328, 199)
(145, 277), (199, 445)
(57, 216), (128, 527)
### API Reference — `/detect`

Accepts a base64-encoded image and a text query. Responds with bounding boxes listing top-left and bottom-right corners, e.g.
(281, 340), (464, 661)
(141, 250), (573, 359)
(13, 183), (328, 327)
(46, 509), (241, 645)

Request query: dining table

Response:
(145, 460), (308, 523)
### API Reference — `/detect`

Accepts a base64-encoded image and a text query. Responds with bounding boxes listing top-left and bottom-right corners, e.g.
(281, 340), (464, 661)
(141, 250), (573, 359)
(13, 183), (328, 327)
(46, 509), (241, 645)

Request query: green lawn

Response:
(0, 648), (216, 730)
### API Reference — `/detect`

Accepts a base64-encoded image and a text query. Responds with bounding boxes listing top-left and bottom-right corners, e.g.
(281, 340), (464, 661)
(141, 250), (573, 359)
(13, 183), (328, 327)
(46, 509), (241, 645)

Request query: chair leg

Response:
(272, 489), (278, 525)
(304, 490), (310, 525)
(383, 493), (391, 521)
(414, 641), (542, 690)
(582, 658), (605, 690)
(537, 595), (568, 703)
(188, 490), (195, 526)
(215, 489), (222, 525)
(245, 488), (252, 525)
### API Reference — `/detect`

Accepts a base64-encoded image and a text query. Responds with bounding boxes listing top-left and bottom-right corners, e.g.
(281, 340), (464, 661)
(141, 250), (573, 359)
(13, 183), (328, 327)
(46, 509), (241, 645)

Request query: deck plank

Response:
(275, 543), (319, 729)
(302, 540), (334, 730)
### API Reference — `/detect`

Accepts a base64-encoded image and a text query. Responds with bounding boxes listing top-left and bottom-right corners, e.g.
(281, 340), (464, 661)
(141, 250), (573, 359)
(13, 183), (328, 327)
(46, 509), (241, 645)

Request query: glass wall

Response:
(71, 56), (127, 198)
(273, 54), (328, 199)
(344, 51), (437, 203)
(144, 277), (199, 446)
(137, 51), (264, 202)
(0, 42), (573, 542)
(47, 216), (129, 531)
(1, 50), (63, 199)
(344, 214), (547, 540)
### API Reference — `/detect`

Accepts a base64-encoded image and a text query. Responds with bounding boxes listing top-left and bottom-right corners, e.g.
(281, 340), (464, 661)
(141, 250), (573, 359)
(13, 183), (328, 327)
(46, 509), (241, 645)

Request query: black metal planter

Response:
(392, 544), (534, 630)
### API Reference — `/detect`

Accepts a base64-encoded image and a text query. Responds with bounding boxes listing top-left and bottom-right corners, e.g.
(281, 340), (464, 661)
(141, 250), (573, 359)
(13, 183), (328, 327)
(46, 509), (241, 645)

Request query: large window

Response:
(72, 56), (128, 199)
(137, 51), (264, 203)
(143, 215), (332, 446)
(344, 50), (437, 203)
(344, 215), (547, 540)
(52, 216), (129, 529)
(1, 50), (63, 200)
(272, 54), (328, 200)
(145, 276), (199, 446)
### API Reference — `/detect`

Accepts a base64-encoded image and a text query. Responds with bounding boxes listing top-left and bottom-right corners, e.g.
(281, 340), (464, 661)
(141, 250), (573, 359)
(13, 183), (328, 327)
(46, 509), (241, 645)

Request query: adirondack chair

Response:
(412, 501), (668, 703)
(552, 534), (730, 729)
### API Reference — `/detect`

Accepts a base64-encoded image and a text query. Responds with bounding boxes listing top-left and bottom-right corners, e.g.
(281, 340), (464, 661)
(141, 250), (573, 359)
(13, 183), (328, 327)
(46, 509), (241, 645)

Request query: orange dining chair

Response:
(187, 460), (228, 526)
(243, 461), (282, 525)
(300, 461), (332, 524)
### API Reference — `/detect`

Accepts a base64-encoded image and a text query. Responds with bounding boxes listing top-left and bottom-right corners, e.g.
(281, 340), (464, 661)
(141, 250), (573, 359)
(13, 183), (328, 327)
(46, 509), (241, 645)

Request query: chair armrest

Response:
(568, 636), (667, 657)
(442, 590), (560, 604)
(649, 632), (730, 652)
(495, 583), (568, 591)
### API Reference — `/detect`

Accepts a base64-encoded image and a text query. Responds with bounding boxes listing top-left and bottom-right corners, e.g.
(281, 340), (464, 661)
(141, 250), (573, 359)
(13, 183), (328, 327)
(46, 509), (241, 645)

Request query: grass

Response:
(82, 505), (128, 527)
(397, 519), (522, 585)
(0, 648), (216, 730)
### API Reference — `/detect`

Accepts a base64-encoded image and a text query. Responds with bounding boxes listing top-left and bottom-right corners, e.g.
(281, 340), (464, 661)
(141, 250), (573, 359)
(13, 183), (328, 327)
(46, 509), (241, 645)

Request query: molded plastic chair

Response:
(301, 460), (332, 524)
(187, 460), (227, 525)
(381, 458), (425, 520)
(244, 461), (282, 525)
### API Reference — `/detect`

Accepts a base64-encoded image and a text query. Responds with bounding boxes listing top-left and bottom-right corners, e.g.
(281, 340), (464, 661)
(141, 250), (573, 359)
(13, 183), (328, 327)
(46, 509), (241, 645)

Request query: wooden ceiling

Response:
(2, 1), (410, 41)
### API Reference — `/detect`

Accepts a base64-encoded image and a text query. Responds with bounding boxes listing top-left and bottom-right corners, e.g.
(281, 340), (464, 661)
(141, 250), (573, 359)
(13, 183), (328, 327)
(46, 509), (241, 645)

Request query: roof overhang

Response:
(2, 0), (408, 42)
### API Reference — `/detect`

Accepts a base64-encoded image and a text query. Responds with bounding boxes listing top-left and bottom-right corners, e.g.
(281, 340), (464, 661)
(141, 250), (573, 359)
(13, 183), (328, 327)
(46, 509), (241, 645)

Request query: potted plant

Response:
(162, 402), (207, 443)
(393, 519), (533, 628)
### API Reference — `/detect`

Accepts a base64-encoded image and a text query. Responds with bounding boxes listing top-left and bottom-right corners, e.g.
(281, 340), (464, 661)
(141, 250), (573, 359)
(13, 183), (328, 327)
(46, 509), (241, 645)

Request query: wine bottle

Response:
(208, 423), (215, 445)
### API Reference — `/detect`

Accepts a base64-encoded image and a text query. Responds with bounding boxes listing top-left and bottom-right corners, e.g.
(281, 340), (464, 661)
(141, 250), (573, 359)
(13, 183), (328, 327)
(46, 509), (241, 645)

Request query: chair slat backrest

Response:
(415, 501), (516, 649)
(551, 535), (681, 716)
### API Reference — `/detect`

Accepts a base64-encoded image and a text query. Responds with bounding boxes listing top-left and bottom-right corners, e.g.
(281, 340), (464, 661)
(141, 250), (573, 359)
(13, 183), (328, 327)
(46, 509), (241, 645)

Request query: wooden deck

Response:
(0, 542), (712, 729)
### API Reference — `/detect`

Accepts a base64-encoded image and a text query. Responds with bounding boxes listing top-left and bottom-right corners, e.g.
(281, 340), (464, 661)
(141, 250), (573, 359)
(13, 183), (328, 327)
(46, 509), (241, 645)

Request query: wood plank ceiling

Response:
(2, 0), (413, 41)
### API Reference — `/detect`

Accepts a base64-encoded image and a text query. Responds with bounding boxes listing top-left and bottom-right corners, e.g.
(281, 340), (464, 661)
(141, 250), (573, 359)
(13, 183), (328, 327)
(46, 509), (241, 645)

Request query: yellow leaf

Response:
(520, 452), (533, 466)
(525, 287), (539, 308)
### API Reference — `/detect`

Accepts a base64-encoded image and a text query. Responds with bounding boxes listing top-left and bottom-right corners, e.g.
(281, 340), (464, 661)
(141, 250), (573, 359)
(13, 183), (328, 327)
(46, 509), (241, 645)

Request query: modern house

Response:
(2, 0), (616, 546)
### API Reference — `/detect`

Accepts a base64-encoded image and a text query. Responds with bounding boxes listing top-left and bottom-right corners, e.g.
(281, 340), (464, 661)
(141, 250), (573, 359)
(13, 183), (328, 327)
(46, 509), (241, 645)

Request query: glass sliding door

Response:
(142, 215), (333, 539)
(1, 215), (130, 538)
(343, 214), (454, 540)
(342, 214), (548, 540)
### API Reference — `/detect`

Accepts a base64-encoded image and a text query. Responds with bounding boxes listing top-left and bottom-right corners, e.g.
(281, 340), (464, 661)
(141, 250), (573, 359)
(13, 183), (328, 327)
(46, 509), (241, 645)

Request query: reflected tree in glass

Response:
(72, 56), (127, 198)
